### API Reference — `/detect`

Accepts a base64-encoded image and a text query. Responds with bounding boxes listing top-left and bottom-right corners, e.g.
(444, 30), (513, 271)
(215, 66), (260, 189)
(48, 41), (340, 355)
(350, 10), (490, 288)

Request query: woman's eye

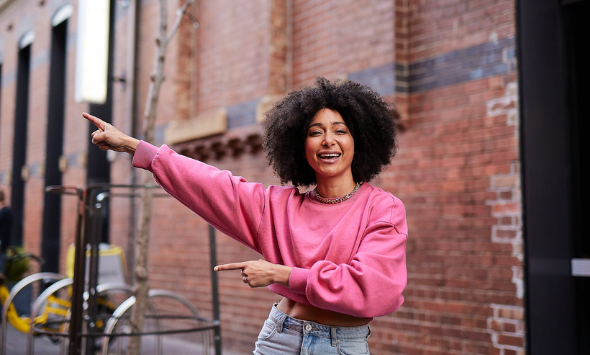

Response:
(309, 131), (322, 136)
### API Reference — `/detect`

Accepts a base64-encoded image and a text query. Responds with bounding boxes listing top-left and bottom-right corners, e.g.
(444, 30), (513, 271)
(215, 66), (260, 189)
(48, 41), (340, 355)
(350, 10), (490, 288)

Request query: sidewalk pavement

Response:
(2, 321), (237, 355)
(3, 323), (62, 355)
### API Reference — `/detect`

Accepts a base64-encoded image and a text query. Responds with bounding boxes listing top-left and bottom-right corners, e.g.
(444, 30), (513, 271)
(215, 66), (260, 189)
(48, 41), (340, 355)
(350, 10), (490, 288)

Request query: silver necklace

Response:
(313, 182), (362, 204)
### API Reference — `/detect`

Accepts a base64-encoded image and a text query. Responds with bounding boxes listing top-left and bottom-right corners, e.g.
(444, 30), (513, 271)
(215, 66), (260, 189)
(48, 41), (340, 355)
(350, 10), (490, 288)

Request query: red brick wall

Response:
(399, 1), (522, 352)
(0, 0), (89, 275)
(0, 0), (524, 354)
(292, 0), (395, 87)
(191, 0), (274, 114)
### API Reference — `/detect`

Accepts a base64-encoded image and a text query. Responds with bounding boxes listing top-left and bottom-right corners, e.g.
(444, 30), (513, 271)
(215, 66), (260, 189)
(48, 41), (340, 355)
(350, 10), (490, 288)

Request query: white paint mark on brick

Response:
(512, 265), (524, 298)
(487, 304), (526, 353)
(489, 31), (498, 43)
(487, 82), (518, 118)
(485, 83), (526, 353)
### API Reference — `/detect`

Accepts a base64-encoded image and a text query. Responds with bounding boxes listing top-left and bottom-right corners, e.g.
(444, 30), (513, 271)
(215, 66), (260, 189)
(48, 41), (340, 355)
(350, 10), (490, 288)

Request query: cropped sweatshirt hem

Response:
(132, 141), (408, 319)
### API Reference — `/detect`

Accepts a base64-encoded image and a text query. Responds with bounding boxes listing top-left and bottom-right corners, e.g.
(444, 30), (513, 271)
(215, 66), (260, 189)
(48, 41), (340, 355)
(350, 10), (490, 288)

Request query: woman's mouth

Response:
(318, 153), (341, 162)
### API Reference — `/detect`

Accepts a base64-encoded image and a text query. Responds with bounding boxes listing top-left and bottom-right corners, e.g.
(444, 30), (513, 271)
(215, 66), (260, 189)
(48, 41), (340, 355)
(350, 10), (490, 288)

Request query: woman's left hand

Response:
(214, 259), (292, 288)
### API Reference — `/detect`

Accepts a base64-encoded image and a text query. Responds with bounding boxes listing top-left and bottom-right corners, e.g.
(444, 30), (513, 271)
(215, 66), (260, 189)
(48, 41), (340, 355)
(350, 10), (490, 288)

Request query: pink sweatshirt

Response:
(133, 141), (407, 319)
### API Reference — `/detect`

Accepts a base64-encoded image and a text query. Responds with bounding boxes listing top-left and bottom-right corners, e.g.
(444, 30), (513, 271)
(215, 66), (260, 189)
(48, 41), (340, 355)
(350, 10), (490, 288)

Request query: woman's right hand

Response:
(83, 112), (139, 155)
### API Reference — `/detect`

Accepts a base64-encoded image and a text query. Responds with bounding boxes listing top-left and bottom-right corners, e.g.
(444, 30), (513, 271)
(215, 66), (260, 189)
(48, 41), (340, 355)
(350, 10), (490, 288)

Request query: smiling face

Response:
(304, 109), (355, 186)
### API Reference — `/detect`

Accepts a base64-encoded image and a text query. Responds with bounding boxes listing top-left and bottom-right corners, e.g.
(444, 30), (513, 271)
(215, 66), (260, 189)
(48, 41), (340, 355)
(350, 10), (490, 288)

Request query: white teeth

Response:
(319, 153), (340, 158)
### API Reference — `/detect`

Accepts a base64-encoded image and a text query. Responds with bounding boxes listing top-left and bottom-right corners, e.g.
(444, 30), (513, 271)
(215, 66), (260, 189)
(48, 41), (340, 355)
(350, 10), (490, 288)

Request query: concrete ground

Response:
(1, 321), (238, 355)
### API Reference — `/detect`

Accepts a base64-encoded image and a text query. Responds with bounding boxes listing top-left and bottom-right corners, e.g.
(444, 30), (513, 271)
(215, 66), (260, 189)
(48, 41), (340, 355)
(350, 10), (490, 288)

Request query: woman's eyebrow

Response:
(308, 121), (347, 129)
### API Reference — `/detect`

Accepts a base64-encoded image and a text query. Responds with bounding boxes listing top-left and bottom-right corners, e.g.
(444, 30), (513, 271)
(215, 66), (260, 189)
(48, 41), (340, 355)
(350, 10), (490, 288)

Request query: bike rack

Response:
(25, 183), (221, 355)
(99, 289), (215, 355)
(27, 277), (73, 355)
(0, 272), (66, 354)
(26, 281), (136, 355)
(1, 184), (222, 354)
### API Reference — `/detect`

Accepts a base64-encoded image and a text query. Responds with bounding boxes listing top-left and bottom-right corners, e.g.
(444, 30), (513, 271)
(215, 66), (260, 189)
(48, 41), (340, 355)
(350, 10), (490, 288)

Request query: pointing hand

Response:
(83, 112), (139, 155)
(214, 260), (292, 288)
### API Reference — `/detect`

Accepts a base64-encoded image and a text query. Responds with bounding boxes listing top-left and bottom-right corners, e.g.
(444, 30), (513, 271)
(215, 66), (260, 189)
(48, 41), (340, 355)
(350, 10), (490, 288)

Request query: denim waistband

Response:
(268, 303), (370, 345)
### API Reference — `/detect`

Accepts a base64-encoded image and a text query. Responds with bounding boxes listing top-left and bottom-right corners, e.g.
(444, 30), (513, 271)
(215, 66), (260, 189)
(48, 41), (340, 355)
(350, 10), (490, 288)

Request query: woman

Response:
(86, 77), (407, 354)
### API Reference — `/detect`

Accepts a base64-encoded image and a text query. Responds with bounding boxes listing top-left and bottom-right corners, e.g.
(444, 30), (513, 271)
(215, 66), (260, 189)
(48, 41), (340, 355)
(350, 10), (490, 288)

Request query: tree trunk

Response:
(126, 1), (196, 354)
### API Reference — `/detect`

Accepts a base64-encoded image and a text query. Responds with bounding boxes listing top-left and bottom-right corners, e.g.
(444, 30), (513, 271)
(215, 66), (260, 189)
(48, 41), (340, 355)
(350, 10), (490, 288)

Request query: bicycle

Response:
(1, 246), (132, 354)
(0, 249), (70, 337)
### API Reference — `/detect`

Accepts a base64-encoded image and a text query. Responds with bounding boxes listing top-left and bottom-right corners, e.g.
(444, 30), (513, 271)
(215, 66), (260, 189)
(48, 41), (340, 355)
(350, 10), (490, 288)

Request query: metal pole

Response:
(84, 190), (107, 354)
(69, 188), (87, 355)
(41, 184), (164, 354)
(208, 225), (222, 355)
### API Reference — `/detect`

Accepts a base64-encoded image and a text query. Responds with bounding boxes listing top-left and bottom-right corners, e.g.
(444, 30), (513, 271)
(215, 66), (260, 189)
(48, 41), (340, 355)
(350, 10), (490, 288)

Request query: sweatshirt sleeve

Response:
(132, 141), (266, 252)
(288, 197), (408, 318)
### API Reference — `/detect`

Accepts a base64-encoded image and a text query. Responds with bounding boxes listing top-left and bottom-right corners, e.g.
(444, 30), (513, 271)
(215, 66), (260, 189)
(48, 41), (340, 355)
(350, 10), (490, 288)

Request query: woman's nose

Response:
(322, 133), (335, 146)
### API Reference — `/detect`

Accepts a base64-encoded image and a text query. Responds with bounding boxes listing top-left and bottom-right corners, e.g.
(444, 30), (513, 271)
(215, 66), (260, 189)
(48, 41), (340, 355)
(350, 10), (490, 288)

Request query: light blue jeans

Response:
(253, 304), (371, 354)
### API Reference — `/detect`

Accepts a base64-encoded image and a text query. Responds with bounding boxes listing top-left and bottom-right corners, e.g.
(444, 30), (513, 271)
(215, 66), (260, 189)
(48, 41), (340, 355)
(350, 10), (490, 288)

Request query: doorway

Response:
(518, 0), (590, 353)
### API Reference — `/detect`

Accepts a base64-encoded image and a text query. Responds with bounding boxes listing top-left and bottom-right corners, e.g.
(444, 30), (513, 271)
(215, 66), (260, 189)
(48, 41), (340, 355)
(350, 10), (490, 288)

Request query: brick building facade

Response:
(0, 0), (587, 354)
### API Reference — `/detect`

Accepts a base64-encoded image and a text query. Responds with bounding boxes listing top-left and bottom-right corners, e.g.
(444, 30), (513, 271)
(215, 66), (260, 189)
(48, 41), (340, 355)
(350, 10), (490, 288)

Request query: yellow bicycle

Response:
(0, 276), (70, 335)
(1, 246), (126, 353)
(0, 251), (70, 337)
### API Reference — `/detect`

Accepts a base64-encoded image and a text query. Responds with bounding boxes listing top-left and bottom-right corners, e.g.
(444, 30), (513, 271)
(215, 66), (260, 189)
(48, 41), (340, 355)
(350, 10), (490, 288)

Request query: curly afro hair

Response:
(263, 77), (398, 187)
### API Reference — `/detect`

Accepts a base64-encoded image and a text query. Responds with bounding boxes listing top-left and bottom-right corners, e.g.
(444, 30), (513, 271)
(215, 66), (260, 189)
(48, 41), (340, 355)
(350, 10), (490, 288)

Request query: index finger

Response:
(83, 112), (106, 131)
(214, 262), (248, 272)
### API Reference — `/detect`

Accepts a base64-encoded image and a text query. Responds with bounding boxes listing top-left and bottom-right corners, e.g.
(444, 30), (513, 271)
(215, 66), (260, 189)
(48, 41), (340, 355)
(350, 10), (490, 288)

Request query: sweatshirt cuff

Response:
(132, 141), (159, 170)
(288, 267), (310, 294)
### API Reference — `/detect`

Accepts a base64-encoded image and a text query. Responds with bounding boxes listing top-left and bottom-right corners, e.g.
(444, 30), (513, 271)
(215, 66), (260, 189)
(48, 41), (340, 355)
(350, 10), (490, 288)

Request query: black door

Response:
(519, 0), (590, 353)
